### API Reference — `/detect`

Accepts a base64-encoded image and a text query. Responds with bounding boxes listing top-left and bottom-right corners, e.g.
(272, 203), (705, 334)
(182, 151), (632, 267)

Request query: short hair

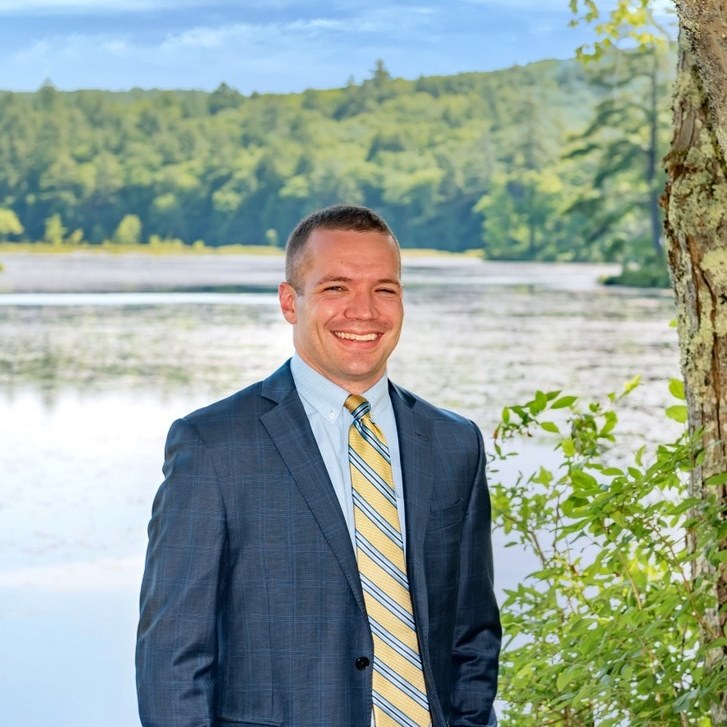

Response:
(285, 204), (399, 290)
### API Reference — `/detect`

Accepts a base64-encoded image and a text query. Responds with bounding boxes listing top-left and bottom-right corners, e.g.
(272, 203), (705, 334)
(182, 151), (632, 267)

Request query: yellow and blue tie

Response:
(345, 394), (431, 727)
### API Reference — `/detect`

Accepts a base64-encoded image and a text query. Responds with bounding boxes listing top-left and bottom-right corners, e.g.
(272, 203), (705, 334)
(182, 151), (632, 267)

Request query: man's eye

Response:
(323, 285), (345, 292)
(377, 288), (399, 295)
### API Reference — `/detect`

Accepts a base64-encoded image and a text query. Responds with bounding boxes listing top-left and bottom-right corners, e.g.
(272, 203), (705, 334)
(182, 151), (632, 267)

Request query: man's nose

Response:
(345, 290), (376, 319)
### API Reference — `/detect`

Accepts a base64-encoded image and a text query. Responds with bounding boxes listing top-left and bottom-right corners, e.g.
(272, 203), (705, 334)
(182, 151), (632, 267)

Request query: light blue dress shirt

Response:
(290, 354), (407, 551)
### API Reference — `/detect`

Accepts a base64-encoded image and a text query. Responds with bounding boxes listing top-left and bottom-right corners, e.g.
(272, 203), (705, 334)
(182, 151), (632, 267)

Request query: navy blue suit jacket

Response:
(136, 361), (500, 727)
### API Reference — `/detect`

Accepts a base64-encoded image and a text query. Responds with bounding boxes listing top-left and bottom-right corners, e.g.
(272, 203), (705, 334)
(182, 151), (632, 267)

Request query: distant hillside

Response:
(0, 51), (674, 262)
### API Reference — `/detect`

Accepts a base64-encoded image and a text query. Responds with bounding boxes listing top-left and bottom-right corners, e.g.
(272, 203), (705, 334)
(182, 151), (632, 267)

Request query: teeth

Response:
(335, 332), (378, 341)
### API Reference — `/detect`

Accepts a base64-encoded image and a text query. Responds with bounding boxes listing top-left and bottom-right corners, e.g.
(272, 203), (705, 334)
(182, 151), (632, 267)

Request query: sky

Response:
(0, 0), (671, 94)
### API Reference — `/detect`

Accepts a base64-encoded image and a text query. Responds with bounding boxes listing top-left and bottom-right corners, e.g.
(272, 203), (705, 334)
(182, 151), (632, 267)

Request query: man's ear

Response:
(278, 282), (298, 324)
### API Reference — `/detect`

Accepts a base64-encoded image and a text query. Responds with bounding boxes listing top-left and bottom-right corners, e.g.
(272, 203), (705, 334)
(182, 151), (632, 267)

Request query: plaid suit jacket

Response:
(136, 361), (500, 727)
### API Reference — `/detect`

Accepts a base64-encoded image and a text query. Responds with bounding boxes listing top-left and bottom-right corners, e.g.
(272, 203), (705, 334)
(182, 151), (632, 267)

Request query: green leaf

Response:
(623, 374), (641, 394)
(666, 405), (688, 423)
(600, 410), (618, 435)
(669, 497), (702, 514)
(532, 466), (554, 485)
(551, 395), (577, 409)
(531, 390), (548, 413)
(571, 468), (599, 492)
(668, 378), (685, 401)
(705, 471), (727, 487)
(540, 421), (560, 434)
(562, 495), (589, 517)
(562, 438), (576, 457)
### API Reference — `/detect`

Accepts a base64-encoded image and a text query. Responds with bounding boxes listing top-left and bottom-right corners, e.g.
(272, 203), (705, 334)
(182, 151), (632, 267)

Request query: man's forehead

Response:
(302, 233), (400, 263)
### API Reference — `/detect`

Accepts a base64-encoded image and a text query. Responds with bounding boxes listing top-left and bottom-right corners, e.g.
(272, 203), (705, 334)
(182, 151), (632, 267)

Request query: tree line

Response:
(0, 51), (673, 281)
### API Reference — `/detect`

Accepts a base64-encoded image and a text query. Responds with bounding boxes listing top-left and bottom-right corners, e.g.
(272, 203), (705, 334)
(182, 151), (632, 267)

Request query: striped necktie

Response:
(345, 394), (431, 727)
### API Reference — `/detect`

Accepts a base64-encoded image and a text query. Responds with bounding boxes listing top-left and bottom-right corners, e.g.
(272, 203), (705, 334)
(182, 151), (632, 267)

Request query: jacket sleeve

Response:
(136, 418), (227, 727)
(448, 421), (501, 726)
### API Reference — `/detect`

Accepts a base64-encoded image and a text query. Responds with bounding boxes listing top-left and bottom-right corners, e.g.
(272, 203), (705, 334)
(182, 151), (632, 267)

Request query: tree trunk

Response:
(662, 4), (727, 721)
(678, 0), (727, 163)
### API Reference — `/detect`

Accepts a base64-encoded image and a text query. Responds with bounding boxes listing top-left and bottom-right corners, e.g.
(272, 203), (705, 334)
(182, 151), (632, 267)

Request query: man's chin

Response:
(338, 365), (387, 388)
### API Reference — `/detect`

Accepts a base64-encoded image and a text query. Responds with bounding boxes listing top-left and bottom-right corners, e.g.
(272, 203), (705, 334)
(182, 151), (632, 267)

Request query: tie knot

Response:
(344, 394), (370, 421)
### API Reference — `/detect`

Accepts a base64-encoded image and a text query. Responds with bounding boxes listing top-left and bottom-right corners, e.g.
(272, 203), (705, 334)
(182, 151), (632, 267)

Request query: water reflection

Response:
(0, 291), (280, 306)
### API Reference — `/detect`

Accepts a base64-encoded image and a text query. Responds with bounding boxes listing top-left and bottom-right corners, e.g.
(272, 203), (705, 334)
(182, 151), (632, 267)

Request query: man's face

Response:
(279, 227), (404, 394)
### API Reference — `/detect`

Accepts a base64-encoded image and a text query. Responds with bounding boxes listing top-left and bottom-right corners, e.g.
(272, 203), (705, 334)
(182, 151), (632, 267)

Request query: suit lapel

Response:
(260, 363), (367, 617)
(391, 383), (448, 724)
(390, 384), (434, 641)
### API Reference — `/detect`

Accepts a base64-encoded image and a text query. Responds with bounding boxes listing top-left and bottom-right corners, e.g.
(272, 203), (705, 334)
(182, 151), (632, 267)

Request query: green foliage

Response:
(43, 213), (65, 246)
(602, 252), (671, 288)
(0, 207), (23, 240)
(564, 44), (673, 280)
(490, 378), (725, 724)
(0, 55), (674, 276)
(477, 167), (570, 261)
(208, 82), (244, 115)
(569, 0), (672, 60)
(113, 213), (143, 245)
(66, 228), (85, 246)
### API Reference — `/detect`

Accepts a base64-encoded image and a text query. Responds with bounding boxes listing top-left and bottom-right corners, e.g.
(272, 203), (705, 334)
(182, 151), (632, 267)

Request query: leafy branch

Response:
(489, 376), (723, 725)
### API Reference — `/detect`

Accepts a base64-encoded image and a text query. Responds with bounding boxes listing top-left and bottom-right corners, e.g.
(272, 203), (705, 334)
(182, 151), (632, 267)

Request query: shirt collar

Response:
(290, 354), (390, 421)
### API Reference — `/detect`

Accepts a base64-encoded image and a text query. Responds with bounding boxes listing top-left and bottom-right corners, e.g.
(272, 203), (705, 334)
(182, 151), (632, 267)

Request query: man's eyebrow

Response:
(313, 275), (354, 286)
(376, 278), (403, 288)
(313, 276), (402, 287)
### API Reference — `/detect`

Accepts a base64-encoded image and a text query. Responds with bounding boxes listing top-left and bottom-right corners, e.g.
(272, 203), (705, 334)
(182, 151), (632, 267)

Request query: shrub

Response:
(490, 377), (723, 725)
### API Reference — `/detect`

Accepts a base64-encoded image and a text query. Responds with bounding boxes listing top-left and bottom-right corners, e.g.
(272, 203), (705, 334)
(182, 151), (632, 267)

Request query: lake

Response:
(0, 251), (679, 725)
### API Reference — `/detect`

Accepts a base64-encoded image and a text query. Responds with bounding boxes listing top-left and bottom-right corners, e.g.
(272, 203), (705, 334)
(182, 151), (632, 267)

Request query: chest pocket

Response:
(426, 496), (464, 531)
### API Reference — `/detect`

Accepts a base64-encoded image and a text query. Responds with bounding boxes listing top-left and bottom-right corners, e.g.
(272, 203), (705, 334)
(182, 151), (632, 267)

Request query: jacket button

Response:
(355, 656), (370, 670)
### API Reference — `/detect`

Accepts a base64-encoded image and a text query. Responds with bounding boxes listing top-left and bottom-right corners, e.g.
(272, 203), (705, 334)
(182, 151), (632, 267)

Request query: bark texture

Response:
(663, 3), (727, 721)
(679, 0), (727, 161)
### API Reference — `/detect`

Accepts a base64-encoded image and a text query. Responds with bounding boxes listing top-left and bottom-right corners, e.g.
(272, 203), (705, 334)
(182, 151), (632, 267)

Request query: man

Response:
(136, 204), (501, 727)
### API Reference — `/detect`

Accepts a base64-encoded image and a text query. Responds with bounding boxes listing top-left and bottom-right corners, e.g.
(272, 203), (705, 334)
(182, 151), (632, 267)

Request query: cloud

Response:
(158, 16), (377, 53)
(0, 0), (370, 14)
(461, 0), (577, 10)
(100, 39), (131, 56)
(0, 0), (440, 18)
(5, 17), (370, 91)
(12, 34), (115, 63)
(0, 0), (595, 92)
(0, 0), (200, 12)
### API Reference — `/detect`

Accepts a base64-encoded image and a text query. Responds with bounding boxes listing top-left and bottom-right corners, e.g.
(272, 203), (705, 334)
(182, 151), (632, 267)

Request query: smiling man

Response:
(136, 204), (501, 727)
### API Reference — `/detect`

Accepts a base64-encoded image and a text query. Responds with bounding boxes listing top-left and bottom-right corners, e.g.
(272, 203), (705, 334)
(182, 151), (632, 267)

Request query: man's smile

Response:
(333, 331), (380, 342)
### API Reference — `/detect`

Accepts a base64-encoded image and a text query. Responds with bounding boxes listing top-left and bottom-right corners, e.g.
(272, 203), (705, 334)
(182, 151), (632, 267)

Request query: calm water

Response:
(0, 253), (679, 725)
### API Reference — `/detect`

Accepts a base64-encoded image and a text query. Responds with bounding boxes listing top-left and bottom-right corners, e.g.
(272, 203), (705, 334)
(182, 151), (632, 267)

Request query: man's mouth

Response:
(333, 331), (379, 342)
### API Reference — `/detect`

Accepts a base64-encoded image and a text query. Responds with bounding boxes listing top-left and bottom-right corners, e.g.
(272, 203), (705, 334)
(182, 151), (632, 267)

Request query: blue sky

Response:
(0, 0), (666, 93)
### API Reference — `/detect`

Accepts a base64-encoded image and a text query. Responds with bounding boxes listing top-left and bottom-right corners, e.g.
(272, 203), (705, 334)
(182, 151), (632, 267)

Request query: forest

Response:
(0, 48), (673, 283)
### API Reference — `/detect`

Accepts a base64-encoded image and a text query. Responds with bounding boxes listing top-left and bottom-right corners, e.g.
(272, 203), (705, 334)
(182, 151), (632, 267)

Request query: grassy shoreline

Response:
(0, 242), (483, 259)
(0, 242), (283, 256)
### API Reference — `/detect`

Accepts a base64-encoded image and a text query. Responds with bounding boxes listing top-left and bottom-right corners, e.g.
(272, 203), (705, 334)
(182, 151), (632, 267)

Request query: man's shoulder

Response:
(180, 361), (294, 431)
(390, 384), (484, 465)
(183, 379), (264, 424)
(390, 382), (475, 429)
